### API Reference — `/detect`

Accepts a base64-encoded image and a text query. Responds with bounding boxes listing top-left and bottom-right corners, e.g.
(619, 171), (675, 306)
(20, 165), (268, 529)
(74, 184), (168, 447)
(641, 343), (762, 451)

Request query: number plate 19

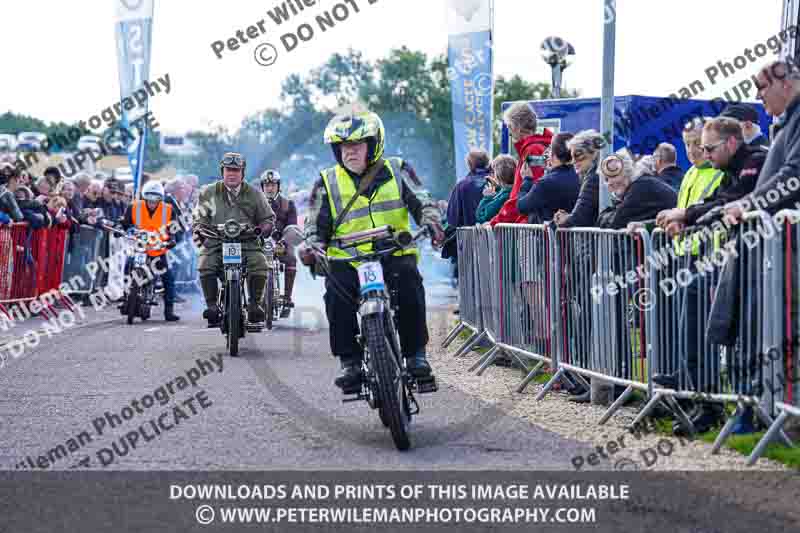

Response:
(223, 243), (242, 264)
(357, 261), (385, 295)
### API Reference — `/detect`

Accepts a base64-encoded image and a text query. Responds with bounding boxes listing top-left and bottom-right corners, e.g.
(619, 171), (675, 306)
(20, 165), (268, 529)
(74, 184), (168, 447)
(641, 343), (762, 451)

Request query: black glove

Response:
(192, 229), (205, 248)
(166, 239), (178, 250)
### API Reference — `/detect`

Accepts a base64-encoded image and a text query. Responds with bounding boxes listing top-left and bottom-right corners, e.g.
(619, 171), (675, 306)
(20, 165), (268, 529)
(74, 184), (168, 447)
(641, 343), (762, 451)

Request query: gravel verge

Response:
(426, 307), (790, 472)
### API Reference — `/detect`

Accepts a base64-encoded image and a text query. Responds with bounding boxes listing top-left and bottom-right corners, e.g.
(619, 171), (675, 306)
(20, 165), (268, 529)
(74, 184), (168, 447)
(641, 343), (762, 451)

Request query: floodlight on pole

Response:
(540, 36), (575, 99)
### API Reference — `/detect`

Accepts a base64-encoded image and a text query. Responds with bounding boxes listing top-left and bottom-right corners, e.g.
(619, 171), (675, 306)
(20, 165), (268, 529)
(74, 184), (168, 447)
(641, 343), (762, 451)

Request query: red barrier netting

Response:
(0, 223), (70, 317)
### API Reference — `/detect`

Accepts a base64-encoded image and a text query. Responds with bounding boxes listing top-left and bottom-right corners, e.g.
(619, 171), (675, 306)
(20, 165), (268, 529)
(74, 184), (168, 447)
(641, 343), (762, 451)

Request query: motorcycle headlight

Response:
(396, 231), (413, 247)
(223, 220), (242, 239)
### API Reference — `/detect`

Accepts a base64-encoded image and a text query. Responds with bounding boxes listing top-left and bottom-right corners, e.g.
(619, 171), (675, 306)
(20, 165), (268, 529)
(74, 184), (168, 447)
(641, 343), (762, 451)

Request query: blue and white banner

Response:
(447, 0), (494, 182)
(114, 0), (154, 197)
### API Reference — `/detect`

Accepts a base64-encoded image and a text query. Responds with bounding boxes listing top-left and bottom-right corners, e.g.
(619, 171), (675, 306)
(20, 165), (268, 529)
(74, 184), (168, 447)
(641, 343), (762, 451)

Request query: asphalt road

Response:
(0, 272), (593, 471)
(1, 274), (798, 532)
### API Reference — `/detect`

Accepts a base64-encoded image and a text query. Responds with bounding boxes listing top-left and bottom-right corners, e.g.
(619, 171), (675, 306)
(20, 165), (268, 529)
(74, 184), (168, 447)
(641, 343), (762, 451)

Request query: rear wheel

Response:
(126, 283), (138, 325)
(363, 314), (410, 451)
(265, 269), (275, 330)
(227, 279), (241, 357)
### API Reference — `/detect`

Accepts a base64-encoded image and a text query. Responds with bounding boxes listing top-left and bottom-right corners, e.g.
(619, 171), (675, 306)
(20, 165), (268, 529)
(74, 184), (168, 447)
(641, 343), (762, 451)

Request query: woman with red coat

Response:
(489, 102), (553, 226)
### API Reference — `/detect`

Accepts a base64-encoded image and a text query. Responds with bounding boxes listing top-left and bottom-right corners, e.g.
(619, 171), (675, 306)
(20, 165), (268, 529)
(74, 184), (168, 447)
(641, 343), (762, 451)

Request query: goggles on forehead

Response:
(222, 154), (245, 168)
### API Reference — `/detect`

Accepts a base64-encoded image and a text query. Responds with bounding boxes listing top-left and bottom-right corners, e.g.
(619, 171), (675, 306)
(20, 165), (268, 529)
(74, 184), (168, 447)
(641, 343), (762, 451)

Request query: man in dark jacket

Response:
(655, 116), (766, 435)
(259, 169), (298, 316)
(447, 149), (491, 228)
(518, 132), (580, 224)
(718, 60), (800, 433)
(654, 143), (684, 191)
(726, 60), (800, 219)
(658, 117), (767, 234)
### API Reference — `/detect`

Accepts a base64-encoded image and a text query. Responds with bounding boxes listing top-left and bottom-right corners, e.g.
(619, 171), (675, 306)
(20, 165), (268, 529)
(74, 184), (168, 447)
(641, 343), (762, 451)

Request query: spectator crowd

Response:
(0, 164), (200, 233)
(444, 58), (800, 438)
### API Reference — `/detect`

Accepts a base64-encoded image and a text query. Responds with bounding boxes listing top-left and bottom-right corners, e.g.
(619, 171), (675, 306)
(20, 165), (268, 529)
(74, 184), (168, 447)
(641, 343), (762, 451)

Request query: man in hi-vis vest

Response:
(301, 111), (445, 391)
(120, 180), (180, 322)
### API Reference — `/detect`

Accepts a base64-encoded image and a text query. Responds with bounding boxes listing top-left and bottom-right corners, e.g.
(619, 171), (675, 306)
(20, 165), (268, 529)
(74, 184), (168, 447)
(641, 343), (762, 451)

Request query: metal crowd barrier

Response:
(173, 237), (200, 290)
(449, 215), (798, 463)
(632, 224), (727, 433)
(61, 225), (108, 297)
(0, 223), (75, 321)
(442, 227), (482, 353)
(749, 210), (800, 464)
(483, 223), (558, 391)
(538, 226), (655, 424)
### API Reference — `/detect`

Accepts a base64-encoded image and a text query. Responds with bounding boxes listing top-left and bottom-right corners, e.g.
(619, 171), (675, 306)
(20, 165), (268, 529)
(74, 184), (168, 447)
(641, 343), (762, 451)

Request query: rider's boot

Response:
(405, 350), (432, 378)
(280, 268), (296, 318)
(248, 275), (267, 323)
(164, 303), (180, 322)
(200, 276), (221, 327)
(334, 356), (363, 392)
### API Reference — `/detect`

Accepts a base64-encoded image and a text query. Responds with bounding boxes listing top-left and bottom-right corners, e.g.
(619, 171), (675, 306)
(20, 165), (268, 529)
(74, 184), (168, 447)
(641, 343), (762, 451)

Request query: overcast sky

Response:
(0, 0), (786, 134)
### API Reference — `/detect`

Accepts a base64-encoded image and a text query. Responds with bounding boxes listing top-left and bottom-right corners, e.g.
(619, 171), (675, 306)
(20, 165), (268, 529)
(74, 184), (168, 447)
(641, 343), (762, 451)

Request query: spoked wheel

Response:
(363, 314), (410, 451)
(126, 284), (138, 325)
(140, 284), (152, 321)
(227, 279), (241, 357)
(264, 270), (275, 330)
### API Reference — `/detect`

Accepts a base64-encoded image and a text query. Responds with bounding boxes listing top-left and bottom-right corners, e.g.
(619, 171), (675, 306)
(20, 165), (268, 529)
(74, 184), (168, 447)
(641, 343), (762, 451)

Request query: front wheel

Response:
(227, 279), (241, 357)
(363, 314), (410, 451)
(126, 284), (138, 325)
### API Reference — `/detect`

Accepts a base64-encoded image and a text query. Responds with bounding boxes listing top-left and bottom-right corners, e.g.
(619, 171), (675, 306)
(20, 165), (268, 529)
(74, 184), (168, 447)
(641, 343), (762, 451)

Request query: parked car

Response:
(102, 127), (131, 156)
(77, 135), (102, 153)
(113, 167), (133, 182)
(0, 134), (17, 151)
(159, 133), (200, 156)
(16, 132), (47, 152)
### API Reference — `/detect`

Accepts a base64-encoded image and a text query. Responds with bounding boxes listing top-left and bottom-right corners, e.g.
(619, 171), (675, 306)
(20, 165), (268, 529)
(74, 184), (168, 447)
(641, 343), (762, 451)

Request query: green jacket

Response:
(193, 180), (275, 252)
(476, 187), (511, 224)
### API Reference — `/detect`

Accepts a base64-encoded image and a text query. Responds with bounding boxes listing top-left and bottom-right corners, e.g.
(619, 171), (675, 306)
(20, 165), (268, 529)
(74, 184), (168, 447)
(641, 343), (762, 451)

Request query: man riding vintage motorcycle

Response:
(193, 152), (275, 327)
(258, 169), (298, 317)
(120, 180), (181, 322)
(300, 111), (445, 391)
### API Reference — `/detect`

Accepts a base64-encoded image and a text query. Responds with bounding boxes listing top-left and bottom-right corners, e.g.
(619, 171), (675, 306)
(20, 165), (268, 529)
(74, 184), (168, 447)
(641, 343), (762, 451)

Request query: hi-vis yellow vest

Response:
(321, 157), (417, 264)
(674, 164), (724, 256)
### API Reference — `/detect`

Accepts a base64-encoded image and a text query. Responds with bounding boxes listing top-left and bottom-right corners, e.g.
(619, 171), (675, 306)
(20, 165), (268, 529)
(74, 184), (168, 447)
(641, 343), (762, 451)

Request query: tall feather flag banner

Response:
(447, 0), (494, 183)
(114, 0), (154, 197)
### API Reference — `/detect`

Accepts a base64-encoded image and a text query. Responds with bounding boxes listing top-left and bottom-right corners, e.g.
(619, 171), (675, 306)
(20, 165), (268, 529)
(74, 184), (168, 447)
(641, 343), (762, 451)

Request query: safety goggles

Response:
(221, 154), (245, 168)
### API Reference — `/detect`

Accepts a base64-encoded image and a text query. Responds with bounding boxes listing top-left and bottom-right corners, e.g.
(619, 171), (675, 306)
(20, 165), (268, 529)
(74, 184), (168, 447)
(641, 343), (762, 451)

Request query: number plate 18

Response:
(223, 243), (242, 264)
(357, 261), (385, 295)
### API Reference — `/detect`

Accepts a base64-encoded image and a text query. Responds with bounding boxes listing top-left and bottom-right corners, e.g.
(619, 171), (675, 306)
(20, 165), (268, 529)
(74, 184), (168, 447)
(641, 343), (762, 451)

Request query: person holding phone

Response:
(476, 155), (516, 224)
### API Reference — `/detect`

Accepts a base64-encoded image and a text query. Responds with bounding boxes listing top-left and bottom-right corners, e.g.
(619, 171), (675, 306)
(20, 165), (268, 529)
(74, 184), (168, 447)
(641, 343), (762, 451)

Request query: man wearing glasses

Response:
(656, 117), (766, 235)
(653, 116), (766, 434)
(193, 152), (275, 328)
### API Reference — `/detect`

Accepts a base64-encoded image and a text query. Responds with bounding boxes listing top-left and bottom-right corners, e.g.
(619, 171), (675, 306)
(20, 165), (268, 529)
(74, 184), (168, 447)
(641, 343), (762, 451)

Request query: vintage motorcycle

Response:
(262, 232), (288, 330)
(286, 224), (438, 451)
(195, 220), (262, 357)
(113, 227), (168, 325)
